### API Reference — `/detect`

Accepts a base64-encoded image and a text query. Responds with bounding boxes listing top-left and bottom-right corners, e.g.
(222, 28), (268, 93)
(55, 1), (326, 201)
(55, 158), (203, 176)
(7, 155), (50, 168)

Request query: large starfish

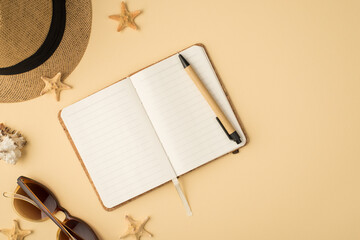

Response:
(0, 220), (32, 240)
(109, 2), (142, 32)
(120, 215), (152, 240)
(40, 72), (71, 101)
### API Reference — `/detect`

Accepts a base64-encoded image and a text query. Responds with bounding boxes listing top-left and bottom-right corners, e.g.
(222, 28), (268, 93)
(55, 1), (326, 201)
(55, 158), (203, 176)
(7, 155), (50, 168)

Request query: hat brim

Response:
(0, 0), (92, 103)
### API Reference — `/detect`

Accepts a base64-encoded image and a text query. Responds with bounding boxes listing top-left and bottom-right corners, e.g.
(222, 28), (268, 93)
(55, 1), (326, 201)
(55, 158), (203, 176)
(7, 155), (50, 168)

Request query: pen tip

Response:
(178, 54), (190, 68)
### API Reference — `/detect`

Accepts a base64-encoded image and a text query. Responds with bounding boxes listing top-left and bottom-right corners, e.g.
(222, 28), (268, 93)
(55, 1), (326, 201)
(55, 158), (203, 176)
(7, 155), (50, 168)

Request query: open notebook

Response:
(59, 44), (246, 211)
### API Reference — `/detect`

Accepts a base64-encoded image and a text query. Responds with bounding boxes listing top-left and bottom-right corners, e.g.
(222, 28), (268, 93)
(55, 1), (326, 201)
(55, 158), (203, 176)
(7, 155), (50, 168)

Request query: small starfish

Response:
(109, 2), (142, 32)
(120, 215), (153, 240)
(40, 72), (71, 101)
(0, 220), (32, 240)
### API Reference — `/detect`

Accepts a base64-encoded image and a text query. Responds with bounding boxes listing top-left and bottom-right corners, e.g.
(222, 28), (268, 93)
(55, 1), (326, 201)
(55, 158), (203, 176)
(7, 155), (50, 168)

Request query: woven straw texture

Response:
(0, 0), (92, 103)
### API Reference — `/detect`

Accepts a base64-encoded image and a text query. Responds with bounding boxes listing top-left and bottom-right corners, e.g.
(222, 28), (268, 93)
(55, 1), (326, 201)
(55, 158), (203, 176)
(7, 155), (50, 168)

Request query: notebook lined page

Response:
(61, 78), (176, 209)
(131, 45), (246, 176)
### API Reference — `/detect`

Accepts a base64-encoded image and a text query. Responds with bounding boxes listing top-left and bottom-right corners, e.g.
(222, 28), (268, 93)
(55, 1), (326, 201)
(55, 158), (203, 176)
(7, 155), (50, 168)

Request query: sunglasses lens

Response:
(58, 219), (98, 240)
(14, 183), (58, 221)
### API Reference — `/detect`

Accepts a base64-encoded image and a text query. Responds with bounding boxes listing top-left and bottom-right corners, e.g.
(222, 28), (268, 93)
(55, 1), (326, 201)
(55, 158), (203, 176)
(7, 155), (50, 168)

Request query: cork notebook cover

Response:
(58, 43), (247, 211)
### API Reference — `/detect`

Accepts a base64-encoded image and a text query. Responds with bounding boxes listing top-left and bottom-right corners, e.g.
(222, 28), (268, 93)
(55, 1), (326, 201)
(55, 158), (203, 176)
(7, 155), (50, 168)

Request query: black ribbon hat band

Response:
(0, 0), (66, 75)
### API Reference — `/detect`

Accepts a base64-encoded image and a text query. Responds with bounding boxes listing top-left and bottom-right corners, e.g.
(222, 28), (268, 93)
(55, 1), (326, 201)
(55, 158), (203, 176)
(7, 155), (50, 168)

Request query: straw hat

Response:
(0, 0), (92, 102)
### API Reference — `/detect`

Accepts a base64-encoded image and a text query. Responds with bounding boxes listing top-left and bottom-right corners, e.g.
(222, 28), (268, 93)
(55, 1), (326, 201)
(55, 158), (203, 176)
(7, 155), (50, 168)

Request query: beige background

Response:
(1, 0), (360, 239)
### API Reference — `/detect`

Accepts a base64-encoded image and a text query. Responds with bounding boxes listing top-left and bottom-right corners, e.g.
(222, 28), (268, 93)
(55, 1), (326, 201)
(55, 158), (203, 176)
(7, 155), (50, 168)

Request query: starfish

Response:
(0, 220), (32, 240)
(109, 2), (142, 32)
(120, 215), (153, 240)
(40, 72), (71, 101)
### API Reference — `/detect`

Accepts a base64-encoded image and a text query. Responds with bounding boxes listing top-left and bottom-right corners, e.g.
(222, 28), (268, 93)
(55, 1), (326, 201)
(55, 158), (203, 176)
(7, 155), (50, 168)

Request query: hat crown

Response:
(0, 0), (52, 68)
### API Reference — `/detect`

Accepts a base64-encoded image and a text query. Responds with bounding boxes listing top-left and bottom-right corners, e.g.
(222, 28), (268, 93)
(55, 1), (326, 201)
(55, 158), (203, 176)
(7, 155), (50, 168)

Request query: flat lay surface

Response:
(1, 0), (360, 239)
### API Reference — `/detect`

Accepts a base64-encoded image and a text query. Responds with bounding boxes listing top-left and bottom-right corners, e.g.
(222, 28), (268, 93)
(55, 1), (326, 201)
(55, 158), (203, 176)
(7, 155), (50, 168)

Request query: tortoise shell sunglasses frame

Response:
(13, 176), (99, 240)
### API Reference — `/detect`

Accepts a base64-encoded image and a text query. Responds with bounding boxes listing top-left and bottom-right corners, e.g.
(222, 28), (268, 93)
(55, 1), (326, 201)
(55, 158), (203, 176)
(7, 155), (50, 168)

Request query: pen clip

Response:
(216, 117), (232, 140)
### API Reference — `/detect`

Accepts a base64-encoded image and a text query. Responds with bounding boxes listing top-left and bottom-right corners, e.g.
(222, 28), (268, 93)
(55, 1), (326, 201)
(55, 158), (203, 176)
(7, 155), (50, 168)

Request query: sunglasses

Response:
(3, 176), (99, 240)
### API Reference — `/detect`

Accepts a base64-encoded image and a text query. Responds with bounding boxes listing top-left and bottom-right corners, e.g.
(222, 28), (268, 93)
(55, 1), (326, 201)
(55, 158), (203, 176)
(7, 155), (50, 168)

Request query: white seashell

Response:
(0, 124), (26, 165)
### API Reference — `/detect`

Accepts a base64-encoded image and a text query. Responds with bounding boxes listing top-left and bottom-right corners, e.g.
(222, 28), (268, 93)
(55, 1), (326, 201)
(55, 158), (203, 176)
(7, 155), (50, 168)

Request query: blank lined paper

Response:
(61, 78), (175, 208)
(131, 45), (246, 176)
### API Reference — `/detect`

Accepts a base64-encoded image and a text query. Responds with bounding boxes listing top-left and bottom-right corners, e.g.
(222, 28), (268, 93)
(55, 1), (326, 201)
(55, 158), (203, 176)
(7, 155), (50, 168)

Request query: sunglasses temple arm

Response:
(45, 211), (78, 240)
(3, 192), (40, 209)
(3, 192), (77, 240)
(16, 185), (79, 240)
(3, 193), (77, 240)
(38, 204), (78, 240)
